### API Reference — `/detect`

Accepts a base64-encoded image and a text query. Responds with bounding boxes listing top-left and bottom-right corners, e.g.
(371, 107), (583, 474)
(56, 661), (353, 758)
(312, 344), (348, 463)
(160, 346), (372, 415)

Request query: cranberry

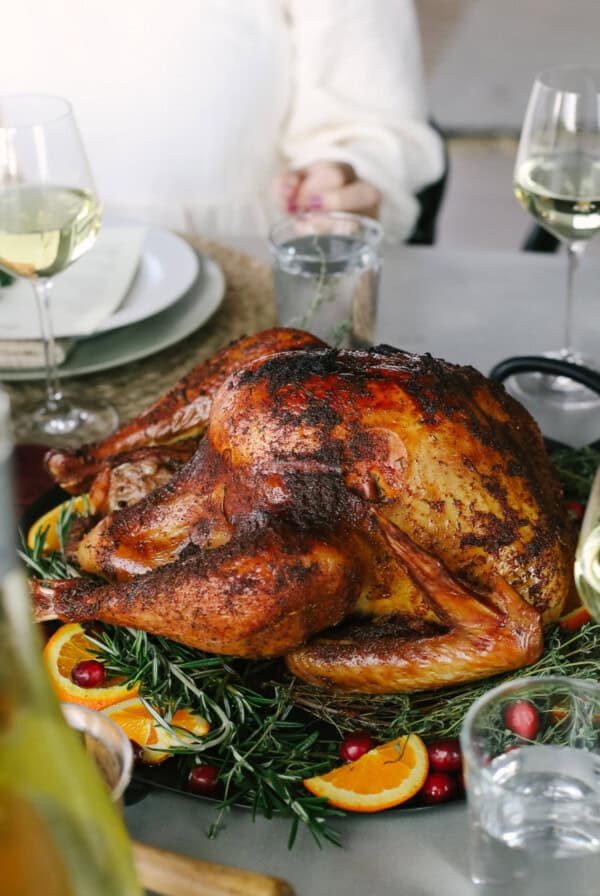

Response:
(421, 771), (457, 805)
(504, 700), (540, 740)
(427, 737), (462, 773)
(564, 500), (585, 522)
(339, 731), (376, 763)
(187, 764), (220, 796)
(71, 659), (106, 688)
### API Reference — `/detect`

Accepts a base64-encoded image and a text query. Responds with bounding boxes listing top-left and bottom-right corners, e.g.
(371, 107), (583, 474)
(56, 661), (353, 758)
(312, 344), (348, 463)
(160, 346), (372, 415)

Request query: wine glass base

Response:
(15, 392), (118, 448)
(512, 351), (600, 407)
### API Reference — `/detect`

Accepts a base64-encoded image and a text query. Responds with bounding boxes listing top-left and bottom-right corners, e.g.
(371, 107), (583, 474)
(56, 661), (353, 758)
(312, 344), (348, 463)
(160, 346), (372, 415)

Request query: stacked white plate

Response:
(0, 225), (225, 381)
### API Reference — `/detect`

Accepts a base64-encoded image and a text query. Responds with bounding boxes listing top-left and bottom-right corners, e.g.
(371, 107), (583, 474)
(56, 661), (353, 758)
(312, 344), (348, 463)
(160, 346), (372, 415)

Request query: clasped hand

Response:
(273, 161), (381, 218)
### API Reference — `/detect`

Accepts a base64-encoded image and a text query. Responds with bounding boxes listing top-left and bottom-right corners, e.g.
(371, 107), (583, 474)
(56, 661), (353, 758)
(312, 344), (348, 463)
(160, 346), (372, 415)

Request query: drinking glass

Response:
(460, 675), (600, 895)
(269, 211), (382, 348)
(513, 65), (600, 404)
(0, 95), (118, 443)
(60, 703), (133, 805)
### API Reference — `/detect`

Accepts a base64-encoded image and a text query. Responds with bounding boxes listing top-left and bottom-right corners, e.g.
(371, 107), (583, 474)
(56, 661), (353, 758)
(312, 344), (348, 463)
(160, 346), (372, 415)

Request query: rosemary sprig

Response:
(88, 625), (344, 847)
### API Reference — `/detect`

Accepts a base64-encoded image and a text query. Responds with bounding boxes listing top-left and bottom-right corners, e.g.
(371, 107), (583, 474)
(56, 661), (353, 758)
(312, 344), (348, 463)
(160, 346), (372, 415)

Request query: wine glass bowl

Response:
(0, 94), (117, 444)
(513, 64), (600, 404)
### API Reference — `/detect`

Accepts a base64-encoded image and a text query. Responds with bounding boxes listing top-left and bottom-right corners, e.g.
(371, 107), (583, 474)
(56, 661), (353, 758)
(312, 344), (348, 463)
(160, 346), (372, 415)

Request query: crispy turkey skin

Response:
(35, 331), (574, 693)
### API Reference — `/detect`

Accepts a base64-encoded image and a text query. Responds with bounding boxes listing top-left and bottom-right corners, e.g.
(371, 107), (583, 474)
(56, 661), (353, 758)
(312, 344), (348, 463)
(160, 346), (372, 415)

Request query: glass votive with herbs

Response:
(269, 211), (383, 349)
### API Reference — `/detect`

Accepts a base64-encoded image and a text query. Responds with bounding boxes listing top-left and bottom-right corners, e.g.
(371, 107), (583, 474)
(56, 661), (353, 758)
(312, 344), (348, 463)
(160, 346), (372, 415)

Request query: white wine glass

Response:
(513, 64), (600, 404)
(0, 95), (117, 443)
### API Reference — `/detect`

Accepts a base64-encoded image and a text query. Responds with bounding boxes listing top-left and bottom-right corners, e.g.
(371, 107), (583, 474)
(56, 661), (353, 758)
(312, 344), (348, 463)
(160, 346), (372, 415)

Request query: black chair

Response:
(407, 122), (450, 246)
(522, 224), (560, 253)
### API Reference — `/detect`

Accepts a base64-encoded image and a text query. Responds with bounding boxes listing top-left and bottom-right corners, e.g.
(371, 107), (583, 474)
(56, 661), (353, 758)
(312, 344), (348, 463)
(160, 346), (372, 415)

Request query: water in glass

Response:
(271, 233), (380, 348)
(469, 744), (600, 894)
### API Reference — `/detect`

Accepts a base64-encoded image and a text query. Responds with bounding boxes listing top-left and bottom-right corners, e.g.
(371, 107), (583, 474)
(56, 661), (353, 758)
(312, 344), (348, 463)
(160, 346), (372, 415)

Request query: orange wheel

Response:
(304, 734), (429, 812)
(27, 496), (90, 553)
(43, 623), (139, 710)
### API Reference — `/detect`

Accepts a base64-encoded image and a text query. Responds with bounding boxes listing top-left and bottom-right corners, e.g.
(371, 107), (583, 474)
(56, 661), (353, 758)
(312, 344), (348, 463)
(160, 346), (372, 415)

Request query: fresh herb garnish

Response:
(549, 445), (600, 502)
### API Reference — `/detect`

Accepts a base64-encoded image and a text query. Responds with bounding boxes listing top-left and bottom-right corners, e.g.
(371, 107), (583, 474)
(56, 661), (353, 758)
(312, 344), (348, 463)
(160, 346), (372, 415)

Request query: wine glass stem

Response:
(562, 242), (585, 360)
(32, 278), (63, 409)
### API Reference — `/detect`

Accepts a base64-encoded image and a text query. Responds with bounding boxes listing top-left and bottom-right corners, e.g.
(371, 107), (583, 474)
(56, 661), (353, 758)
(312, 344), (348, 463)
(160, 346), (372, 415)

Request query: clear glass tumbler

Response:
(460, 675), (600, 895)
(269, 211), (383, 348)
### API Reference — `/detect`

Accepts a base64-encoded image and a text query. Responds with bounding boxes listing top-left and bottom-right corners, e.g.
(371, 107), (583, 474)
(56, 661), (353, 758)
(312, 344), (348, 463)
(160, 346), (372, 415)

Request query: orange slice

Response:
(303, 734), (429, 812)
(103, 697), (210, 764)
(43, 622), (138, 710)
(558, 605), (592, 632)
(27, 496), (90, 553)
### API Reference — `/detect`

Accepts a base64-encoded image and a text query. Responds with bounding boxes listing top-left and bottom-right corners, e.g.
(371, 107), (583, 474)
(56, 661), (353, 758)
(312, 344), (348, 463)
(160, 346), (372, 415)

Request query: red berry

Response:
(187, 764), (220, 796)
(564, 500), (585, 522)
(339, 731), (376, 763)
(421, 771), (457, 805)
(71, 659), (106, 688)
(504, 700), (540, 740)
(427, 737), (462, 773)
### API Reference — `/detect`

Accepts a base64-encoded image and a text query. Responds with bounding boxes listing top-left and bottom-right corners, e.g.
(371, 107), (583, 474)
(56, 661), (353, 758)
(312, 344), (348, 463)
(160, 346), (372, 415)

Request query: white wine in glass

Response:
(0, 95), (118, 444)
(513, 65), (600, 404)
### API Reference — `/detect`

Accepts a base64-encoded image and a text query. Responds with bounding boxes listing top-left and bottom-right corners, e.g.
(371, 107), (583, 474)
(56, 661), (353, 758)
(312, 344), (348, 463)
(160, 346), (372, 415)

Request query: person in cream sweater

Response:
(2, 0), (444, 241)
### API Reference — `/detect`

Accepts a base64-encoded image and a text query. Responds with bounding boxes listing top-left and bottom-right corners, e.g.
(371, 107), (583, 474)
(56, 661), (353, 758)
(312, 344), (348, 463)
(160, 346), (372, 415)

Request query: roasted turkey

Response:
(35, 328), (574, 693)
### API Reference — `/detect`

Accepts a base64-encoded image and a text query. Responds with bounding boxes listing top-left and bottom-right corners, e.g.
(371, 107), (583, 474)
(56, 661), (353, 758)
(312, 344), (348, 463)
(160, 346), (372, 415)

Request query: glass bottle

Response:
(0, 389), (141, 895)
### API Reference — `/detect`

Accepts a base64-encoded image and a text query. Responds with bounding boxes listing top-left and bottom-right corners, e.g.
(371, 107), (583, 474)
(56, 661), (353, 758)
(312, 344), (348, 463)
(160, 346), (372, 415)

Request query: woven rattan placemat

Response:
(4, 236), (277, 438)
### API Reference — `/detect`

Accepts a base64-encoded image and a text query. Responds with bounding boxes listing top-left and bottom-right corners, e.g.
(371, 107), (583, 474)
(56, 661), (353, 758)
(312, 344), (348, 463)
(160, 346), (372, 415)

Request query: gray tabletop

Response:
(126, 792), (472, 896)
(427, 0), (600, 134)
(125, 239), (600, 895)
(374, 245), (600, 448)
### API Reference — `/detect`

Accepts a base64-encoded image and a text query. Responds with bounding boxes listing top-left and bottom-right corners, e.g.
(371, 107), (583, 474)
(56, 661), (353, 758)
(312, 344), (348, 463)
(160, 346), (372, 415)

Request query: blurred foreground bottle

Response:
(0, 391), (141, 895)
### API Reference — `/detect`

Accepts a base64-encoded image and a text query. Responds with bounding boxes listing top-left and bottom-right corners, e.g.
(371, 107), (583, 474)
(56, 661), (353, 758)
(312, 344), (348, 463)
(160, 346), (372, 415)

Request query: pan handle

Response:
(488, 355), (600, 396)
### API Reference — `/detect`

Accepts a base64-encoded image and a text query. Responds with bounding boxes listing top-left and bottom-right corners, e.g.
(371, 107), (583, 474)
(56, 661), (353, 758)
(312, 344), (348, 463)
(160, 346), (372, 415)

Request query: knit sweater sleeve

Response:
(279, 0), (445, 242)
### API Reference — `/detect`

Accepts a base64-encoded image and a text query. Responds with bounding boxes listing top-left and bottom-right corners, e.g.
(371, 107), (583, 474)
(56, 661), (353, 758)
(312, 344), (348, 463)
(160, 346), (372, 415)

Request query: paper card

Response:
(0, 226), (146, 340)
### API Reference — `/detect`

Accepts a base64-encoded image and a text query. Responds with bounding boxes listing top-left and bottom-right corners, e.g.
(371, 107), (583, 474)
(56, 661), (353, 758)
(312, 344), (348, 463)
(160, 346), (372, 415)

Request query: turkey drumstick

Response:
(33, 527), (362, 658)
